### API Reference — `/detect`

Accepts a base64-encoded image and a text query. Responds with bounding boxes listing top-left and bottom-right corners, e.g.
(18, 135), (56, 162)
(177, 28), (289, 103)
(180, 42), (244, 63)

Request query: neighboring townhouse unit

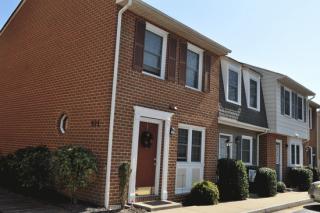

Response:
(0, 0), (231, 207)
(318, 112), (320, 170)
(245, 64), (316, 181)
(218, 57), (269, 174)
(305, 101), (320, 168)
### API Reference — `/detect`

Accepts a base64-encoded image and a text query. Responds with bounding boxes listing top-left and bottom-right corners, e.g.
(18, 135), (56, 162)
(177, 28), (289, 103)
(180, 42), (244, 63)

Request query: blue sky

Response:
(0, 0), (21, 31)
(1, 0), (319, 102)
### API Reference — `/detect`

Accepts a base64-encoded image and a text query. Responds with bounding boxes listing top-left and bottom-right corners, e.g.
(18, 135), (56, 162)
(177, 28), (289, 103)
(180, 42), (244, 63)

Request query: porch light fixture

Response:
(170, 126), (176, 135)
(169, 104), (178, 111)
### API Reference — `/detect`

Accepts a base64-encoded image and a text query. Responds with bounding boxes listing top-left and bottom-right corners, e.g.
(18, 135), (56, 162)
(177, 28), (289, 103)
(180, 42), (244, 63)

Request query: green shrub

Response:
(118, 162), (131, 208)
(254, 167), (277, 197)
(306, 167), (319, 182)
(185, 181), (219, 206)
(287, 167), (313, 191)
(0, 146), (52, 191)
(51, 145), (98, 203)
(277, 181), (286, 193)
(217, 159), (249, 201)
(13, 146), (52, 190)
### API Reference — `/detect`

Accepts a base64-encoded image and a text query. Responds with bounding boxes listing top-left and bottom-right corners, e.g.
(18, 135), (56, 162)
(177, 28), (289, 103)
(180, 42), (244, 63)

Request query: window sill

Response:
(248, 106), (260, 112)
(185, 85), (202, 92)
(142, 70), (164, 80)
(226, 99), (241, 106)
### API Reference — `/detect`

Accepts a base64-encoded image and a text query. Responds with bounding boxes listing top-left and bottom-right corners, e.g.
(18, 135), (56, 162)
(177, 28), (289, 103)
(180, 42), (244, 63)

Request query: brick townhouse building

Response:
(0, 0), (319, 209)
(0, 0), (231, 207)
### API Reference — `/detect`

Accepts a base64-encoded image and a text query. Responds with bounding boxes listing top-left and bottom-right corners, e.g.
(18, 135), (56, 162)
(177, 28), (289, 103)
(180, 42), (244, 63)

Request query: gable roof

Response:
(117, 0), (231, 56)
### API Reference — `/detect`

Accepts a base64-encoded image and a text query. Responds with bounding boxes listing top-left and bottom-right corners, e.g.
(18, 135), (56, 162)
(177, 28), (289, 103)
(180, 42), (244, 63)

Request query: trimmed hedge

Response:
(254, 167), (277, 197)
(217, 159), (249, 201)
(277, 181), (286, 193)
(287, 167), (313, 191)
(185, 181), (219, 206)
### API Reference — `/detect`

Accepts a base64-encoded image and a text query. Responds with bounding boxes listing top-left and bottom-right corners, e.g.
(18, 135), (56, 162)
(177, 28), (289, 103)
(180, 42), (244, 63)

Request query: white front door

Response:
(275, 140), (282, 181)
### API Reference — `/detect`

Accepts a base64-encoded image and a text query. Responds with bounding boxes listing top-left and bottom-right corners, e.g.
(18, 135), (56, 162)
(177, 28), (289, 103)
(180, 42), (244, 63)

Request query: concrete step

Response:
(133, 200), (182, 212)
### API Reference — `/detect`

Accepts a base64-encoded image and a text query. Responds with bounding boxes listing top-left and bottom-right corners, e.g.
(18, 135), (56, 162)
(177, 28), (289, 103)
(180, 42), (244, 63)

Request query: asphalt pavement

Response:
(276, 202), (320, 213)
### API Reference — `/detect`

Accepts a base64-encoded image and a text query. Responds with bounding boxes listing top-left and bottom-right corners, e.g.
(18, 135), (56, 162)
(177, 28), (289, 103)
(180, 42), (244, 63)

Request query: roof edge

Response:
(117, 0), (231, 56)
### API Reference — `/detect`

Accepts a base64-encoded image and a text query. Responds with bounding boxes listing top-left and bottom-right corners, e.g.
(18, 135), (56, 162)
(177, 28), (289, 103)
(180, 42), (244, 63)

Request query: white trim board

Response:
(218, 116), (269, 133)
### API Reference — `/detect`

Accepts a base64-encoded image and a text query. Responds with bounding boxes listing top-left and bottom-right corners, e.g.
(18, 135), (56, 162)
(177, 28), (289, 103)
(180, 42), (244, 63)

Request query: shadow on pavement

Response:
(304, 204), (320, 211)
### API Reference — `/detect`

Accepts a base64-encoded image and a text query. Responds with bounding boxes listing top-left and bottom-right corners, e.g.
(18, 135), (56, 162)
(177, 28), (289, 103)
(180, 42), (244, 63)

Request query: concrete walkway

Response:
(0, 188), (68, 213)
(160, 192), (311, 213)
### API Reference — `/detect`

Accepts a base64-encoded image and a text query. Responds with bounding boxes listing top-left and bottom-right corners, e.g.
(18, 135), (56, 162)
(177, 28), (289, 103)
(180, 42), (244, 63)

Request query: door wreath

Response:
(140, 131), (153, 148)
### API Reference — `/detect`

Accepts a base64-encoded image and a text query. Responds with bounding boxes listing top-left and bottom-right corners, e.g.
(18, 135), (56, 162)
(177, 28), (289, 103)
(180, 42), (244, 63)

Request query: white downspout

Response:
(105, 0), (132, 209)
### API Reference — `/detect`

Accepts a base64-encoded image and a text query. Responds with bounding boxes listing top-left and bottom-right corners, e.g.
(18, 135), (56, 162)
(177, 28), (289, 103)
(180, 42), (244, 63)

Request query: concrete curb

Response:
(246, 198), (313, 213)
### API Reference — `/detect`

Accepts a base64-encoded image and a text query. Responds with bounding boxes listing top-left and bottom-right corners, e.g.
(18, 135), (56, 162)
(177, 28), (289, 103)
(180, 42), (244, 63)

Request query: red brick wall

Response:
(108, 11), (221, 204)
(304, 106), (318, 167)
(259, 133), (287, 179)
(0, 0), (117, 205)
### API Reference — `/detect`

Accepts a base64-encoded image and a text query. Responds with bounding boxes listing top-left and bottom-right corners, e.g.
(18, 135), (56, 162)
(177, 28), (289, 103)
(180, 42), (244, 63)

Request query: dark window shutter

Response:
(304, 98), (307, 122)
(281, 86), (285, 115)
(178, 40), (187, 85)
(291, 92), (295, 119)
(295, 94), (298, 119)
(166, 36), (177, 81)
(202, 52), (211, 93)
(133, 19), (146, 71)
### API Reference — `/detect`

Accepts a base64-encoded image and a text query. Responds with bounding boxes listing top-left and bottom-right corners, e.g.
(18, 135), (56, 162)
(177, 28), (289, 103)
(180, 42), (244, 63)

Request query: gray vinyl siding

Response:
(219, 71), (268, 129)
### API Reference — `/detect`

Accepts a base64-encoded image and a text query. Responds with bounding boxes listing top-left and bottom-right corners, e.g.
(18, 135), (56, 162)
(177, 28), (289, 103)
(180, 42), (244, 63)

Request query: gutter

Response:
(105, 0), (132, 209)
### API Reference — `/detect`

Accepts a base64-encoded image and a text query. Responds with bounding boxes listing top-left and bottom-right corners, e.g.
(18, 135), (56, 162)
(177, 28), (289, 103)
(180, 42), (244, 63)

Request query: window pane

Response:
(191, 130), (202, 162)
(291, 145), (295, 165)
(186, 50), (199, 88)
(228, 70), (239, 102)
(143, 30), (162, 76)
(242, 139), (251, 163)
(250, 79), (258, 108)
(298, 97), (303, 120)
(177, 129), (188, 161)
(285, 90), (290, 115)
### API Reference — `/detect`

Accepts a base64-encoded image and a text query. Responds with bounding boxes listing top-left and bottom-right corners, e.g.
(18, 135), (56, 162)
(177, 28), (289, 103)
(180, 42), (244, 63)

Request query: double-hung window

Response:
(176, 124), (205, 194)
(241, 136), (253, 165)
(290, 143), (302, 166)
(186, 43), (203, 90)
(228, 69), (239, 103)
(143, 23), (168, 79)
(250, 79), (258, 109)
(281, 86), (291, 116)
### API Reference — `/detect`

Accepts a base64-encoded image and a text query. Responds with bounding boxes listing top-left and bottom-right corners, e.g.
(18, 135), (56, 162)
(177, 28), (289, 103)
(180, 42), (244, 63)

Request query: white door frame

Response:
(276, 139), (283, 181)
(128, 106), (173, 203)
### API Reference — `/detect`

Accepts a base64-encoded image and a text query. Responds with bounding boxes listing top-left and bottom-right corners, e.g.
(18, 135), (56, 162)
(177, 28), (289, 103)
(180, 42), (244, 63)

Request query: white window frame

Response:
(248, 75), (261, 111)
(219, 133), (233, 159)
(227, 65), (242, 105)
(142, 22), (168, 80)
(185, 43), (203, 91)
(288, 141), (303, 167)
(309, 107), (313, 129)
(175, 124), (205, 194)
(241, 135), (253, 165)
